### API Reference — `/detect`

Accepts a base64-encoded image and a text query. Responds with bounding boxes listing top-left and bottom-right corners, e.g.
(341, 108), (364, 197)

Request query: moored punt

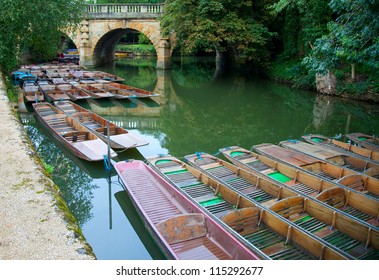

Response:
(71, 70), (124, 82)
(219, 146), (379, 227)
(75, 84), (114, 98)
(90, 83), (132, 99)
(302, 134), (379, 163)
(185, 152), (379, 259)
(106, 82), (160, 98)
(32, 102), (117, 161)
(90, 71), (125, 82)
(54, 101), (148, 149)
(147, 155), (349, 260)
(279, 140), (379, 179)
(56, 84), (92, 101)
(346, 133), (379, 152)
(23, 82), (44, 102)
(38, 82), (70, 102)
(114, 160), (261, 260)
(254, 143), (379, 200)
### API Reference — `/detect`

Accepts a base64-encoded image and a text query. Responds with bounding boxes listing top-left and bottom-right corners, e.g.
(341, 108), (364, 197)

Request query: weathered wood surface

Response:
(32, 102), (116, 161)
(219, 146), (379, 227)
(254, 143), (379, 199)
(280, 140), (379, 176)
(302, 134), (379, 163)
(346, 133), (379, 152)
(114, 160), (259, 260)
(185, 152), (379, 259)
(54, 101), (148, 149)
(148, 155), (349, 260)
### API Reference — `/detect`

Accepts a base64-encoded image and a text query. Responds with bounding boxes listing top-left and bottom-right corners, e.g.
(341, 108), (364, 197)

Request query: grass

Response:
(116, 44), (156, 56)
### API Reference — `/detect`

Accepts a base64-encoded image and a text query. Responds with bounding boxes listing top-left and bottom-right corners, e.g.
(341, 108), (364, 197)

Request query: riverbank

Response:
(0, 75), (95, 260)
(268, 58), (379, 103)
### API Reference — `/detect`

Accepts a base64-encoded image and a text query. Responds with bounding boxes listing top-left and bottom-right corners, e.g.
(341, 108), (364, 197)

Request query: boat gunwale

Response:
(147, 154), (351, 260)
(54, 100), (148, 149)
(184, 152), (379, 254)
(114, 160), (261, 260)
(219, 146), (379, 228)
(32, 102), (116, 161)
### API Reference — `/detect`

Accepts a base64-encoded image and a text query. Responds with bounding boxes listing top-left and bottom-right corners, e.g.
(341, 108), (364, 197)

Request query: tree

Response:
(0, 0), (84, 74)
(160, 0), (275, 68)
(270, 0), (331, 59)
(303, 0), (379, 77)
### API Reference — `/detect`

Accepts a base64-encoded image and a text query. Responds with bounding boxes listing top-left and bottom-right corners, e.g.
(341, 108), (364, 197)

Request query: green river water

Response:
(20, 56), (379, 259)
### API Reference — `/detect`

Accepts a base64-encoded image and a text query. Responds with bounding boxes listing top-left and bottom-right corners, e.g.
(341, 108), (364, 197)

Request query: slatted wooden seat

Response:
(269, 197), (304, 220)
(61, 131), (89, 142)
(337, 175), (365, 192)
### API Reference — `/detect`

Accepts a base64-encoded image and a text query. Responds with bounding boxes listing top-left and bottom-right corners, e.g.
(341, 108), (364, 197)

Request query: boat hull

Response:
(114, 160), (260, 260)
(33, 102), (116, 161)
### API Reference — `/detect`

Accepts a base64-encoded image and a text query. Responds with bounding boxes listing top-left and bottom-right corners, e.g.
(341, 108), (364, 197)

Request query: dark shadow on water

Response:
(114, 191), (166, 260)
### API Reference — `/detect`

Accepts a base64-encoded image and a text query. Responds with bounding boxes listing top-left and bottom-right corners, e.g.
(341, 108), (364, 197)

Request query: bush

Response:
(116, 44), (156, 56)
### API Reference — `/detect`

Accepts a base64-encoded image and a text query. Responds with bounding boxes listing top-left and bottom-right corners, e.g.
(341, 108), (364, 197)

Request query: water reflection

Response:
(21, 56), (379, 259)
(21, 113), (99, 226)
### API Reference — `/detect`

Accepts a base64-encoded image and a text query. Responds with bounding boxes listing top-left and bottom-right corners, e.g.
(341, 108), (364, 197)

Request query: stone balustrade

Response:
(87, 4), (163, 19)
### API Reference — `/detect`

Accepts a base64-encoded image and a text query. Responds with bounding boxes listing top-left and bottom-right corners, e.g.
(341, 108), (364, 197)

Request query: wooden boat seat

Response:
(316, 187), (346, 209)
(221, 207), (260, 236)
(301, 163), (323, 174)
(364, 166), (379, 179)
(95, 126), (117, 135)
(269, 197), (305, 220)
(336, 175), (365, 192)
(61, 131), (89, 142)
(326, 155), (347, 166)
(43, 114), (66, 121)
(156, 213), (207, 245)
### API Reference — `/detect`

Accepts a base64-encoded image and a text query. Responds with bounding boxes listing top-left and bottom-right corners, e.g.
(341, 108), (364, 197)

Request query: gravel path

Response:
(0, 76), (95, 260)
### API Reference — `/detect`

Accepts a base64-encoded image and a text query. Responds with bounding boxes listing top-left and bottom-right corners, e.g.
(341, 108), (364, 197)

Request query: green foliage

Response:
(116, 44), (156, 56)
(0, 0), (84, 74)
(43, 161), (55, 174)
(138, 33), (152, 45)
(270, 0), (331, 58)
(3, 76), (18, 102)
(269, 57), (315, 90)
(161, 0), (275, 65)
(303, 0), (379, 74)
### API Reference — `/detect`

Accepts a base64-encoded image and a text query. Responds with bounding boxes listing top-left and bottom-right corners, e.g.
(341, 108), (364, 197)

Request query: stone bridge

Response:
(68, 4), (173, 69)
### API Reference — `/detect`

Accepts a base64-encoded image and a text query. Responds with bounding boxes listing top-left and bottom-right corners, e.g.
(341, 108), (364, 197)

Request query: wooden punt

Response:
(105, 82), (160, 98)
(54, 100), (148, 149)
(280, 140), (379, 179)
(90, 71), (125, 82)
(89, 83), (133, 99)
(71, 70), (124, 82)
(346, 133), (379, 151)
(147, 155), (349, 260)
(302, 134), (379, 163)
(38, 82), (70, 102)
(185, 152), (379, 259)
(114, 160), (260, 260)
(253, 143), (379, 200)
(23, 82), (44, 102)
(219, 146), (379, 227)
(74, 84), (114, 99)
(56, 84), (92, 101)
(32, 102), (117, 161)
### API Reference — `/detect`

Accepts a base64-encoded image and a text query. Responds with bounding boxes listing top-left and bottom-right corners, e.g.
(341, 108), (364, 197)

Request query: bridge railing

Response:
(87, 4), (163, 19)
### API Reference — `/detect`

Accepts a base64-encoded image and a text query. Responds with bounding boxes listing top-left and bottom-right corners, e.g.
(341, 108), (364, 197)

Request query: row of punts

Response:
(12, 63), (159, 102)
(114, 132), (379, 260)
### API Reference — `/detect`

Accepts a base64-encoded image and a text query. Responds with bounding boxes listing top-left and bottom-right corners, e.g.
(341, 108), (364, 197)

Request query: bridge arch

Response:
(67, 4), (173, 69)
